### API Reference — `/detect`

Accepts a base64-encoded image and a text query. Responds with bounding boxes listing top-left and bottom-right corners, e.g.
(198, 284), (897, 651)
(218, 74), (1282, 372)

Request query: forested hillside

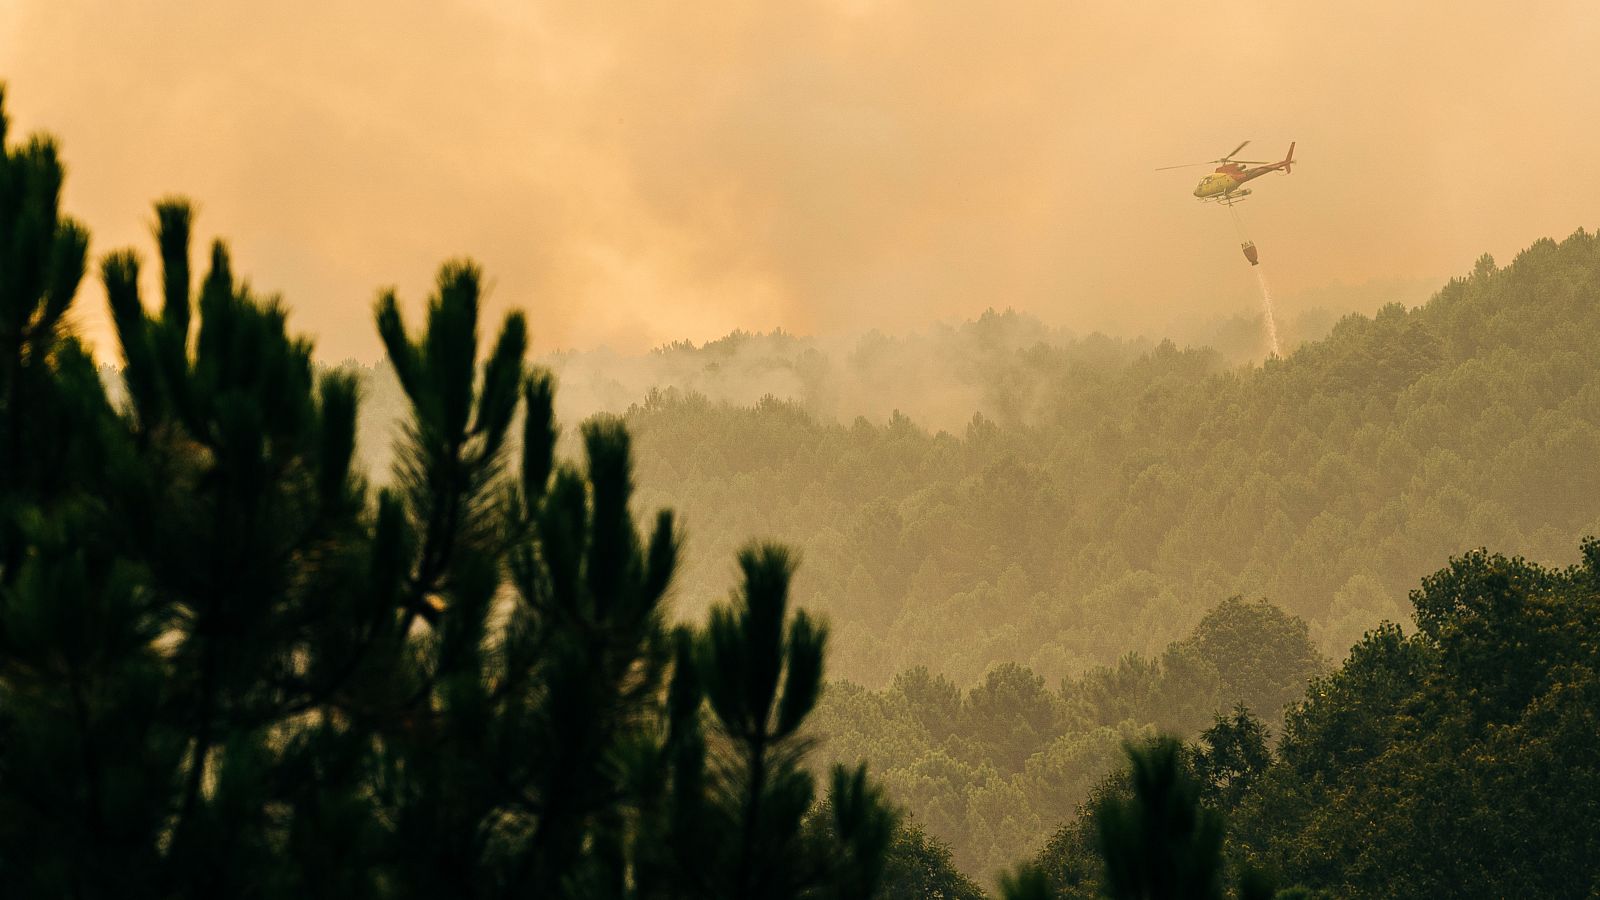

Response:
(331, 227), (1600, 886)
(1020, 541), (1600, 898)
(822, 539), (1600, 890)
(810, 597), (1324, 881)
(614, 234), (1600, 687)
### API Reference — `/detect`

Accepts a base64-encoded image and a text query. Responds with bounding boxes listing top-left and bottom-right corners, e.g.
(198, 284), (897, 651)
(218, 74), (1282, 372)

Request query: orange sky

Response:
(3, 0), (1596, 361)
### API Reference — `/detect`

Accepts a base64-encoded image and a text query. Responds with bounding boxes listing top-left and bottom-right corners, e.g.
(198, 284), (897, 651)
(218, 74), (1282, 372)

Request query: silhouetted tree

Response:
(1094, 738), (1224, 900)
(657, 544), (894, 899)
(1191, 706), (1270, 812)
(0, 80), (92, 557)
(0, 88), (895, 900)
(874, 820), (985, 900)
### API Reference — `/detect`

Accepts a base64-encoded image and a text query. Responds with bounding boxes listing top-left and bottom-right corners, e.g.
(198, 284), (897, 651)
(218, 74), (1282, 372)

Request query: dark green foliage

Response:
(1016, 737), (1257, 900)
(828, 765), (898, 899)
(0, 106), (388, 893)
(657, 543), (897, 898)
(813, 598), (1320, 881)
(1094, 738), (1223, 900)
(1234, 867), (1278, 900)
(374, 261), (526, 633)
(520, 370), (557, 498)
(1191, 707), (1270, 812)
(1014, 540), (1600, 898)
(1171, 599), (1324, 732)
(700, 545), (822, 748)
(0, 81), (92, 531)
(0, 94), (893, 900)
(1230, 544), (1600, 897)
(14, 177), (317, 895)
(998, 863), (1054, 900)
(876, 820), (986, 900)
(1028, 799), (1108, 899)
(0, 507), (181, 893)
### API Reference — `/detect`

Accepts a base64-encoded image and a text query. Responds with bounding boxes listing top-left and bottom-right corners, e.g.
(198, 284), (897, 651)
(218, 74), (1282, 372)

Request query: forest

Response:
(612, 237), (1600, 691)
(349, 227), (1600, 692)
(810, 596), (1325, 882)
(4, 83), (1600, 897)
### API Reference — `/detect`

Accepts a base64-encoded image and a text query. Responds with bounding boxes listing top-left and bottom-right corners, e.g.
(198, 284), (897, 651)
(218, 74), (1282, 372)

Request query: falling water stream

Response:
(1253, 264), (1282, 357)
(1228, 202), (1282, 358)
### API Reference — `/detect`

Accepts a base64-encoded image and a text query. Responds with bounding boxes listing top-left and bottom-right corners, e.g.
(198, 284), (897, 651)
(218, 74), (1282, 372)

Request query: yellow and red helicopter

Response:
(1158, 140), (1296, 206)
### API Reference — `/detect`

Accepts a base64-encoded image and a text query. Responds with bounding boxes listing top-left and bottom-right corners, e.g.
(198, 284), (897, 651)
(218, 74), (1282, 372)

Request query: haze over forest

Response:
(330, 244), (1594, 693)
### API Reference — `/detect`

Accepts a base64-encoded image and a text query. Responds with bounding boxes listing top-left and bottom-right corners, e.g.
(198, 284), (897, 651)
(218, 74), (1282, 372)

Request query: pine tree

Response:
(367, 262), (684, 895)
(650, 544), (895, 899)
(0, 81), (93, 555)
(101, 198), (396, 895)
(1095, 738), (1225, 900)
(0, 83), (180, 899)
(0, 84), (895, 900)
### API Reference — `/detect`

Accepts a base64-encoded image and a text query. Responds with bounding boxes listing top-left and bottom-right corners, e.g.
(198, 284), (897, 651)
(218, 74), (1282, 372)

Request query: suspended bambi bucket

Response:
(1228, 204), (1260, 266)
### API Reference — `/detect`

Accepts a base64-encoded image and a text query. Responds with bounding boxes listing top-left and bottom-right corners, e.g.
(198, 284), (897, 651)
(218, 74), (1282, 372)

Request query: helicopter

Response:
(1158, 141), (1295, 205)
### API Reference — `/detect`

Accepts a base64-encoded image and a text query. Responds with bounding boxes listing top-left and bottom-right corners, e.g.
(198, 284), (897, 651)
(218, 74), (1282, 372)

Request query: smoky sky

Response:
(3, 0), (1596, 360)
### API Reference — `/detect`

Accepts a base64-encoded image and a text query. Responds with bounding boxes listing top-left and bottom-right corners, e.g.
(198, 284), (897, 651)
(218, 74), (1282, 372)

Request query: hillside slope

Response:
(624, 230), (1600, 686)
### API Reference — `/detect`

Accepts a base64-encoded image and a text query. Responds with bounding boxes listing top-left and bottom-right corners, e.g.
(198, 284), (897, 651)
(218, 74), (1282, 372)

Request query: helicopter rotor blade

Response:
(1155, 140), (1268, 171)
